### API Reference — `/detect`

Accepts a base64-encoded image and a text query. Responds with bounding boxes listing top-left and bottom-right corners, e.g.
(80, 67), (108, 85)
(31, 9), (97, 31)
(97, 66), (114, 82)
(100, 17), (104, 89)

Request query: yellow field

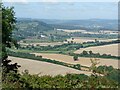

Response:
(67, 37), (117, 44)
(74, 44), (119, 56)
(60, 29), (118, 35)
(61, 29), (86, 33)
(33, 53), (119, 69)
(67, 37), (95, 43)
(9, 56), (92, 76)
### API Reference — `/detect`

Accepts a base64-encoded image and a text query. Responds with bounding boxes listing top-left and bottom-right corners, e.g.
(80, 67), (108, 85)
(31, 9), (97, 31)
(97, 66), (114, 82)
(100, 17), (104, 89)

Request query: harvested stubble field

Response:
(67, 37), (95, 43)
(33, 53), (119, 69)
(67, 37), (117, 44)
(9, 56), (91, 76)
(61, 29), (118, 35)
(61, 29), (86, 33)
(74, 43), (119, 56)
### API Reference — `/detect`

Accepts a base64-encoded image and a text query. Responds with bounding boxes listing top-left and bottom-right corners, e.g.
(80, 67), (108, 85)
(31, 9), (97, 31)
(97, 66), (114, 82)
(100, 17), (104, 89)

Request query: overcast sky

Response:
(3, 1), (118, 20)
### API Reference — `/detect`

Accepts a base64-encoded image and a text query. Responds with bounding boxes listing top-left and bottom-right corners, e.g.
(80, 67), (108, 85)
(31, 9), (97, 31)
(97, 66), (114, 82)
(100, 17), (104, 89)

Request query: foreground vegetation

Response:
(3, 65), (120, 89)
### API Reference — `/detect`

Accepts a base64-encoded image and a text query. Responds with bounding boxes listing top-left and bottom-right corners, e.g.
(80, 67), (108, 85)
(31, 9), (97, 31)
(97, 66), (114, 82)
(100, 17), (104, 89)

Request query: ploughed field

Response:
(74, 43), (119, 56)
(32, 53), (119, 69)
(9, 56), (92, 76)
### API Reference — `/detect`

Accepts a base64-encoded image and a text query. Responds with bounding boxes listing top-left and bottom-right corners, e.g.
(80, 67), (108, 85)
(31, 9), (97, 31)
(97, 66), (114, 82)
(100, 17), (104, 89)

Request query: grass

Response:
(22, 38), (52, 43)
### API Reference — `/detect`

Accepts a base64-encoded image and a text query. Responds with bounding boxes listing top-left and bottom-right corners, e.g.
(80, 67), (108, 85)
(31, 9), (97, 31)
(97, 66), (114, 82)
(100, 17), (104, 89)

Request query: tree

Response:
(73, 55), (78, 61)
(89, 51), (93, 55)
(95, 39), (99, 43)
(72, 38), (74, 40)
(50, 34), (54, 42)
(1, 4), (20, 76)
(65, 39), (67, 42)
(71, 41), (73, 44)
(82, 50), (88, 55)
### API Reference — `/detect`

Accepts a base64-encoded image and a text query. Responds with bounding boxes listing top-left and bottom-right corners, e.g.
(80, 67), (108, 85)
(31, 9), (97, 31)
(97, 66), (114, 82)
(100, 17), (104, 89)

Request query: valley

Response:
(9, 18), (119, 76)
(2, 2), (120, 89)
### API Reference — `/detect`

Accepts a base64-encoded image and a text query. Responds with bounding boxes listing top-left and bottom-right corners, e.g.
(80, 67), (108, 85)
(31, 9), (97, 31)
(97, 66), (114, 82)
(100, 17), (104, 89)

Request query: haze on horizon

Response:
(4, 2), (118, 20)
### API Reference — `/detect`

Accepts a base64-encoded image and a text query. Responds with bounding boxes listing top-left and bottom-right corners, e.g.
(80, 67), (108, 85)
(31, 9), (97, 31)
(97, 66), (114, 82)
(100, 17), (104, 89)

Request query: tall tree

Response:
(1, 4), (20, 75)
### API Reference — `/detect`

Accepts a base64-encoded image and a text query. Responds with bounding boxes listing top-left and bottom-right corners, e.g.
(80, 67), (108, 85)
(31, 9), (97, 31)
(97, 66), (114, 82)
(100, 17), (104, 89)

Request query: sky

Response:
(3, 1), (118, 20)
(2, 0), (120, 2)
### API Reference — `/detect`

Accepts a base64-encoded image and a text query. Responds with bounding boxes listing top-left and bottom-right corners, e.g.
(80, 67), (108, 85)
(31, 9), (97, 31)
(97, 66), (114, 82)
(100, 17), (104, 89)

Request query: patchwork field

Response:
(9, 56), (91, 76)
(33, 53), (119, 69)
(74, 43), (119, 56)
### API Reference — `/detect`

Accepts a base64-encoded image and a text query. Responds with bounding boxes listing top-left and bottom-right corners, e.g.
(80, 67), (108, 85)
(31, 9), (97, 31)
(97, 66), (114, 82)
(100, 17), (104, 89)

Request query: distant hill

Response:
(13, 19), (54, 41)
(40, 19), (118, 31)
(13, 18), (118, 41)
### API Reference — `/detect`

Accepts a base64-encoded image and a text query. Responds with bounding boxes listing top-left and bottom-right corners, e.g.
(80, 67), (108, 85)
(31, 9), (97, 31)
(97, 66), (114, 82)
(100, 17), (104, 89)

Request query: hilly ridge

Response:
(13, 19), (54, 41)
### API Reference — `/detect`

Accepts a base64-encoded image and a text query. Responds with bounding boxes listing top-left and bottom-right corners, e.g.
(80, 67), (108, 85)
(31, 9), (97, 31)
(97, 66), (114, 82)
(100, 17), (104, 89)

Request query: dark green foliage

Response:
(1, 4), (20, 75)
(82, 50), (88, 55)
(1, 4), (21, 89)
(89, 51), (93, 55)
(2, 70), (119, 89)
(79, 50), (120, 59)
(96, 65), (120, 84)
(2, 5), (16, 48)
(73, 55), (78, 61)
(19, 43), (83, 52)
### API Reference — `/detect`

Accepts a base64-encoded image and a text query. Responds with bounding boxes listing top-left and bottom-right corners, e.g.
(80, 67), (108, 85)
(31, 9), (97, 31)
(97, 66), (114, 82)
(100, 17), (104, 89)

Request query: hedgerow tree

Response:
(73, 55), (78, 61)
(1, 3), (20, 77)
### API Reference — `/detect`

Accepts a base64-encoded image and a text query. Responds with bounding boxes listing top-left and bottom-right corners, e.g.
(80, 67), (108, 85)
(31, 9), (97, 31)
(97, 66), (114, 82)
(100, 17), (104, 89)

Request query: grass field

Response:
(20, 42), (64, 46)
(74, 43), (119, 56)
(9, 56), (91, 76)
(32, 53), (119, 69)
